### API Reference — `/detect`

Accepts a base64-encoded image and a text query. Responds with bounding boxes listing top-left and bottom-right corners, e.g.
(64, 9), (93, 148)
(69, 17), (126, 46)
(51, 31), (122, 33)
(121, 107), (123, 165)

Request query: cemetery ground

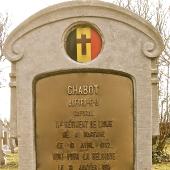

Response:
(0, 140), (169, 170)
(152, 138), (170, 170)
(0, 151), (18, 170)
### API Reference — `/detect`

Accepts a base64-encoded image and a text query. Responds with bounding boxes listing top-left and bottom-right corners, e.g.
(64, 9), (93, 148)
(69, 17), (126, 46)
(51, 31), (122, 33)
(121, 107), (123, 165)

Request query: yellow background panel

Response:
(76, 27), (91, 62)
(77, 43), (91, 62)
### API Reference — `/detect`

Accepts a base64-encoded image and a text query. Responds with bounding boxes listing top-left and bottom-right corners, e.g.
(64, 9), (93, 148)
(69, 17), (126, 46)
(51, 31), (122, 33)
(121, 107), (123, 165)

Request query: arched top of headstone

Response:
(4, 0), (164, 62)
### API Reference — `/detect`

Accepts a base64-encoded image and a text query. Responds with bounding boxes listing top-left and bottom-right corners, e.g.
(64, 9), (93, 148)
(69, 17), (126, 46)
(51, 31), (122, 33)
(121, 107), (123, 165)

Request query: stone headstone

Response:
(2, 120), (10, 146)
(4, 1), (164, 170)
(3, 131), (7, 145)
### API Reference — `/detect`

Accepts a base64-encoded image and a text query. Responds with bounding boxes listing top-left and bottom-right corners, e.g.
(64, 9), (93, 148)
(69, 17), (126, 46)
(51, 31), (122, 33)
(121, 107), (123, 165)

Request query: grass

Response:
(152, 138), (170, 170)
(0, 153), (18, 170)
(165, 138), (170, 155)
(152, 163), (170, 170)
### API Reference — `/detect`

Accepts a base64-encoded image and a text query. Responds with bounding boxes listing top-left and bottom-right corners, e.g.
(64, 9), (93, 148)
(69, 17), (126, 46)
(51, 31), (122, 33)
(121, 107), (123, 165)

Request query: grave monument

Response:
(4, 1), (164, 170)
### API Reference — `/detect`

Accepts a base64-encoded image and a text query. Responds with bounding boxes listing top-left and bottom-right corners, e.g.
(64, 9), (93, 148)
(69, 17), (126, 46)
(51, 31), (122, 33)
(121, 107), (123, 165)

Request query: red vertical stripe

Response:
(91, 29), (102, 60)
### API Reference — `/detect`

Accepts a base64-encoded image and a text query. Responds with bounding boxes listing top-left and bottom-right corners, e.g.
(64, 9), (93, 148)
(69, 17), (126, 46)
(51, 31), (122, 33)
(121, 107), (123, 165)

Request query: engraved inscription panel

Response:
(35, 72), (134, 170)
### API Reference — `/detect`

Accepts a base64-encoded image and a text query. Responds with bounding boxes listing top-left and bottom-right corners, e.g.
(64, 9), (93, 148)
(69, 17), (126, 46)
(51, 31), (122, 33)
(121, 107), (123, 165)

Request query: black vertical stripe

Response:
(66, 29), (77, 61)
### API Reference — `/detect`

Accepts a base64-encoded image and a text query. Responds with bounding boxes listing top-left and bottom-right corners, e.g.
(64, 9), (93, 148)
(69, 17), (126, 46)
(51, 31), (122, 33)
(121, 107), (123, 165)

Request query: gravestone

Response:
(2, 120), (10, 147)
(4, 1), (164, 170)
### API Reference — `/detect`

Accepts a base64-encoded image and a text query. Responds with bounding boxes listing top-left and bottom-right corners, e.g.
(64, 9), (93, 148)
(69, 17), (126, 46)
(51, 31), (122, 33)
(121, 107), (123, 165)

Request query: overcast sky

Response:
(0, 0), (116, 31)
(0, 0), (169, 120)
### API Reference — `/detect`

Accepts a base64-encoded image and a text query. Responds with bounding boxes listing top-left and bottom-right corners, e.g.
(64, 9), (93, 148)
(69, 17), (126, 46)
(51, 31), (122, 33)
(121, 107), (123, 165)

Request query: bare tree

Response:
(113, 0), (170, 163)
(0, 13), (8, 60)
(0, 13), (8, 89)
(0, 13), (8, 165)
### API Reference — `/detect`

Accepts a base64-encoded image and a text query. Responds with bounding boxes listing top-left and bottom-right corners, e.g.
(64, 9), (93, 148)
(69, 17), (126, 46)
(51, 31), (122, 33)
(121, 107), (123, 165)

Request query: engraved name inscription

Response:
(67, 84), (99, 95)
